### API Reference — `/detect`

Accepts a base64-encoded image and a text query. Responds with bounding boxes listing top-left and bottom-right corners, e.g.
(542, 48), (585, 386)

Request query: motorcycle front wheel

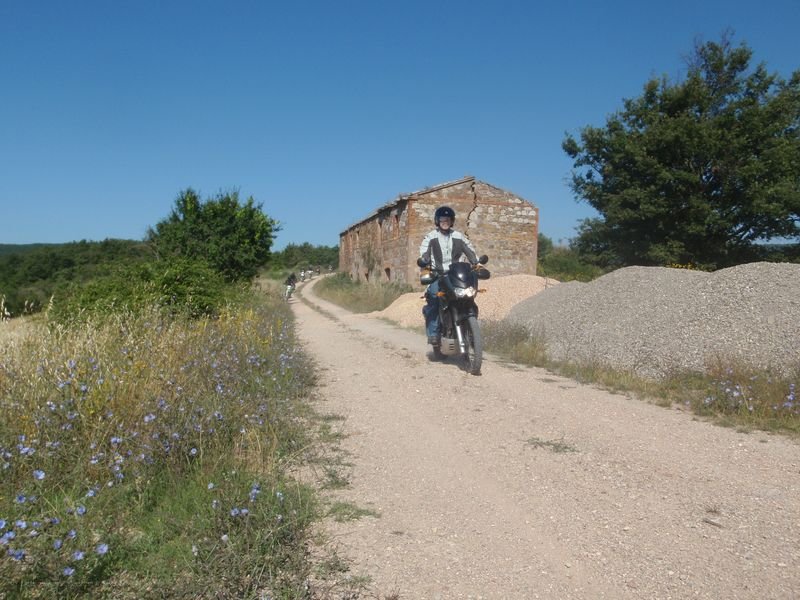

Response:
(462, 316), (483, 375)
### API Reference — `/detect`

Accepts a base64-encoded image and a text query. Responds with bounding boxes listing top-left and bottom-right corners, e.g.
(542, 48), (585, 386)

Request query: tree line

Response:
(0, 190), (337, 319)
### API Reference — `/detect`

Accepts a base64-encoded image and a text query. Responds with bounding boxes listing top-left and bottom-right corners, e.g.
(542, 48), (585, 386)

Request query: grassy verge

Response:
(482, 320), (800, 437)
(313, 274), (412, 313)
(0, 290), (355, 598)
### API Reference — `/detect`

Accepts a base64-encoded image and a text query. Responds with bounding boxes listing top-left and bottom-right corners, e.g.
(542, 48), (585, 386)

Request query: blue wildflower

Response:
(33, 469), (45, 480)
(63, 567), (75, 576)
(144, 413), (156, 424)
(96, 543), (109, 555)
(54, 539), (63, 550)
(72, 550), (84, 561)
(76, 505), (86, 516)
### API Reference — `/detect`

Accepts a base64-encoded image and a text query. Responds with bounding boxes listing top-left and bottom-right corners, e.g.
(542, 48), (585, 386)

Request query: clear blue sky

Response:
(2, 1), (798, 249)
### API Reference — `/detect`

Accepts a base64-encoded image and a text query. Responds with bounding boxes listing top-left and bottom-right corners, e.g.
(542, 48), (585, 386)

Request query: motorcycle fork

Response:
(449, 306), (467, 354)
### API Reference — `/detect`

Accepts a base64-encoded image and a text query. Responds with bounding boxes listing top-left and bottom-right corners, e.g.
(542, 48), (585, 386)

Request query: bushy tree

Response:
(563, 35), (800, 269)
(148, 189), (280, 281)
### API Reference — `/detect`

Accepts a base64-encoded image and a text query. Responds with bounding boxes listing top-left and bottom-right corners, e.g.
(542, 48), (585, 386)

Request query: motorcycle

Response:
(418, 255), (490, 375)
(284, 282), (296, 301)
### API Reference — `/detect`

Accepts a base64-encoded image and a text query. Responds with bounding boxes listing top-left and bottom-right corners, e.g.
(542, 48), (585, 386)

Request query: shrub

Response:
(538, 246), (605, 282)
(49, 258), (232, 325)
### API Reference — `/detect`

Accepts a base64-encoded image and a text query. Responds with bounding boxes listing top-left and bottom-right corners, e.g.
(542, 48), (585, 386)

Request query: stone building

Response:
(339, 176), (538, 285)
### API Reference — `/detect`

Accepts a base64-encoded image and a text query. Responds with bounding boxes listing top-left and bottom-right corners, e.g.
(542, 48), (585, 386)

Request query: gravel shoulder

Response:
(294, 278), (800, 599)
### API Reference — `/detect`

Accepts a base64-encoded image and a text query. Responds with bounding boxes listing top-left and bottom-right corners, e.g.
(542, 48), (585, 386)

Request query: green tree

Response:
(147, 189), (280, 281)
(537, 233), (554, 261)
(271, 243), (339, 270)
(563, 36), (800, 269)
(0, 239), (149, 316)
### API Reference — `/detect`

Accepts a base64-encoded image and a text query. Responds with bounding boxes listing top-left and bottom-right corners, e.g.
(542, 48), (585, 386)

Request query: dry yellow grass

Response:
(0, 316), (41, 352)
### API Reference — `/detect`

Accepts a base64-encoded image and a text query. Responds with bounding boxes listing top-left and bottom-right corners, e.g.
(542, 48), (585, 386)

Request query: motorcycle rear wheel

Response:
(462, 316), (483, 375)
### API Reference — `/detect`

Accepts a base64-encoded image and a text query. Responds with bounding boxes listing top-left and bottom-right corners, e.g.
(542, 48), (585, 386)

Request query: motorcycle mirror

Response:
(476, 268), (491, 280)
(478, 255), (489, 265)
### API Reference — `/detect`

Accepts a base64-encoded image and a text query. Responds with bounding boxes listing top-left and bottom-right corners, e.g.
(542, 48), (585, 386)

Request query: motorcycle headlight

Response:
(453, 286), (477, 298)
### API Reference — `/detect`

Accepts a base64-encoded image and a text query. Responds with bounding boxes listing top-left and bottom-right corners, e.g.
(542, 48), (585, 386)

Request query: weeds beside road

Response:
(0, 291), (357, 598)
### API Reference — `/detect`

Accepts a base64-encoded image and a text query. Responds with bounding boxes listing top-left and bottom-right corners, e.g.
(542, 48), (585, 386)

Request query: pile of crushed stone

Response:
(370, 274), (559, 329)
(506, 262), (800, 379)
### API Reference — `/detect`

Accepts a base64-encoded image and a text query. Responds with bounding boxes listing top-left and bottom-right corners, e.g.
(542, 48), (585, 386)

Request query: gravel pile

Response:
(506, 262), (800, 378)
(371, 274), (560, 329)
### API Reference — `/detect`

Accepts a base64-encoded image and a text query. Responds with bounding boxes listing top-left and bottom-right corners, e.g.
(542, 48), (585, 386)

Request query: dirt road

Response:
(293, 279), (800, 599)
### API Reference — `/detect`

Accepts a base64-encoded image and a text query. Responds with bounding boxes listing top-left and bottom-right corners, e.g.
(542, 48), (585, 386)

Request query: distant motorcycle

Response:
(418, 255), (490, 375)
(284, 282), (295, 301)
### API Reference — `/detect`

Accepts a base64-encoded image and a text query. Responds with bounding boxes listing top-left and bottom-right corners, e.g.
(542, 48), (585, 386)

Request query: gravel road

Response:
(294, 277), (800, 599)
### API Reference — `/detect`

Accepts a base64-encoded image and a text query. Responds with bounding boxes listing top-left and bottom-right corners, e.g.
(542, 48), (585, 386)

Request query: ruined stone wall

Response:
(467, 181), (538, 276)
(340, 200), (412, 283)
(340, 177), (538, 285)
(409, 180), (538, 279)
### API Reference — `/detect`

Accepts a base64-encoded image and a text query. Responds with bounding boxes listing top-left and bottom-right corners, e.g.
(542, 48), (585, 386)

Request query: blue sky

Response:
(2, 1), (798, 249)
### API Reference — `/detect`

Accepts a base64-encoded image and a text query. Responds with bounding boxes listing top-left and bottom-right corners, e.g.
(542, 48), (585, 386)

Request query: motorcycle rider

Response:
(418, 205), (479, 346)
(284, 272), (297, 299)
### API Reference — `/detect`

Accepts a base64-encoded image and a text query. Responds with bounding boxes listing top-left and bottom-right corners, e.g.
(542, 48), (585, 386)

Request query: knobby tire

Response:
(463, 316), (483, 375)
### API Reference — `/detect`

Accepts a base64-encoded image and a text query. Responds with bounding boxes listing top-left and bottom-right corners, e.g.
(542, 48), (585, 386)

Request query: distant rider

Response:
(418, 206), (479, 346)
(284, 272), (297, 299)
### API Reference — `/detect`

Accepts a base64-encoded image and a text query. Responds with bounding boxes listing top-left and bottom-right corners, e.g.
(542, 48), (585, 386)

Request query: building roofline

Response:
(340, 175), (476, 236)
